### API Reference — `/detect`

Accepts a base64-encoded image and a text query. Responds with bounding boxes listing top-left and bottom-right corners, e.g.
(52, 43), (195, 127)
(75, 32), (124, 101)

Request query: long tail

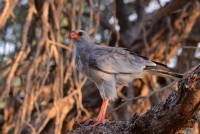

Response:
(144, 62), (184, 79)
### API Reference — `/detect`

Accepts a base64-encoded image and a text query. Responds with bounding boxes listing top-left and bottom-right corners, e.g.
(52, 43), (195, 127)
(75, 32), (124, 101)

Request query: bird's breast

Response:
(75, 55), (84, 72)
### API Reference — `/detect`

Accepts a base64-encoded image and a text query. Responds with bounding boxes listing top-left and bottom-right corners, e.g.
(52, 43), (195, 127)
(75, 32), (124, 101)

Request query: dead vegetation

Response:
(70, 65), (200, 133)
(0, 0), (200, 134)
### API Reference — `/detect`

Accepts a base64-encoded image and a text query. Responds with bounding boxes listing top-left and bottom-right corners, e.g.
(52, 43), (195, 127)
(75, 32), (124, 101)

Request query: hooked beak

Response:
(68, 31), (79, 40)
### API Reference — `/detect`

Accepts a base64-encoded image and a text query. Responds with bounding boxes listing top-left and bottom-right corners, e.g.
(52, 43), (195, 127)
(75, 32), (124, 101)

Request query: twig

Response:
(108, 81), (177, 113)
(47, 39), (72, 51)
(110, 0), (120, 47)
(0, 0), (17, 29)
(182, 46), (200, 49)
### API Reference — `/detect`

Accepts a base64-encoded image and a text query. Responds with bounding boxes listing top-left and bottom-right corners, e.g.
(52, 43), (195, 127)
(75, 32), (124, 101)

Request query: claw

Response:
(93, 119), (109, 126)
(85, 118), (109, 126)
(85, 99), (109, 126)
(85, 118), (97, 125)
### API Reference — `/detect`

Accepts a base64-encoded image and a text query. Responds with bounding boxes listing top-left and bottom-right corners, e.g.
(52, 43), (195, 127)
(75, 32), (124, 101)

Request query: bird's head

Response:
(68, 30), (91, 43)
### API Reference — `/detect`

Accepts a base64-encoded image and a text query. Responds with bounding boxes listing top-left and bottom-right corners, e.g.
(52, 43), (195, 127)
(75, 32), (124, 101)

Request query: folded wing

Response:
(88, 47), (156, 74)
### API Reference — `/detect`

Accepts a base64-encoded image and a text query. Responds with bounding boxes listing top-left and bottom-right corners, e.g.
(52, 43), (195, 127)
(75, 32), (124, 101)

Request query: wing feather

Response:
(88, 47), (156, 74)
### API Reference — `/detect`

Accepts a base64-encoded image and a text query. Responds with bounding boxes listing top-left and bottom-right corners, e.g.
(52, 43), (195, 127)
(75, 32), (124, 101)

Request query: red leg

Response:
(85, 99), (109, 126)
(93, 99), (109, 126)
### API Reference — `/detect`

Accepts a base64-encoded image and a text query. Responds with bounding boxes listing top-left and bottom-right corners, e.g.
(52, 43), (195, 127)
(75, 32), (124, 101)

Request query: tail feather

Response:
(144, 63), (184, 79)
(129, 51), (184, 79)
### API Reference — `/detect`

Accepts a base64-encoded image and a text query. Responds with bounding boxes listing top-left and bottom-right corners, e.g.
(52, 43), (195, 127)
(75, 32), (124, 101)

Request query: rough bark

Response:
(69, 65), (200, 134)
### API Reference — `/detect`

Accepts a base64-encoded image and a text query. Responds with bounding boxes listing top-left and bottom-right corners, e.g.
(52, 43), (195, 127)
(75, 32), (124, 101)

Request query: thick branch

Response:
(0, 0), (17, 29)
(154, 0), (190, 22)
(69, 65), (200, 134)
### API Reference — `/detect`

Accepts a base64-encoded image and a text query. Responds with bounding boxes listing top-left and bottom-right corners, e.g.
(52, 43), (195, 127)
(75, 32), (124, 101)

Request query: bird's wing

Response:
(88, 47), (156, 74)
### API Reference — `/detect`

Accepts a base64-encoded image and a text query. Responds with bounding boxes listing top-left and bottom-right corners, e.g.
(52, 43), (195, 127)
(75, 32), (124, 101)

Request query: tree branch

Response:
(69, 65), (200, 134)
(0, 0), (17, 29)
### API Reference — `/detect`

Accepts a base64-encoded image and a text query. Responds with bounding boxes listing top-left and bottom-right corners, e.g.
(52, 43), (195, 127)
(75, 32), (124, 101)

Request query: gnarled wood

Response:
(69, 65), (200, 134)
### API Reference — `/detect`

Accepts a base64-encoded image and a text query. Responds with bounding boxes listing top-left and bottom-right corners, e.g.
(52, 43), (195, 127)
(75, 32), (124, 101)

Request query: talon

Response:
(93, 119), (109, 126)
(84, 118), (95, 125)
(84, 99), (109, 127)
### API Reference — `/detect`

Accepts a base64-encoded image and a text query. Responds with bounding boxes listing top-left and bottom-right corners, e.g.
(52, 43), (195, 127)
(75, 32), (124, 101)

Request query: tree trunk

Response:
(69, 65), (200, 134)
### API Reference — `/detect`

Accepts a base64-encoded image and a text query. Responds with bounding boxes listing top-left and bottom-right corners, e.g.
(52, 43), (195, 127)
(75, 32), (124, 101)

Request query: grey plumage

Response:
(70, 30), (183, 101)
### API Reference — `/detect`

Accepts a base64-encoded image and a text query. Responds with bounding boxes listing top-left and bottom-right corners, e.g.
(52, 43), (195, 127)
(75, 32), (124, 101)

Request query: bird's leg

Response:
(93, 99), (109, 126)
(85, 99), (109, 126)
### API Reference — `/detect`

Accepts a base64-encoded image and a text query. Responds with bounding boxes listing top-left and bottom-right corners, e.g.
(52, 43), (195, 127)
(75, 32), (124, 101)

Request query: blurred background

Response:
(0, 0), (200, 133)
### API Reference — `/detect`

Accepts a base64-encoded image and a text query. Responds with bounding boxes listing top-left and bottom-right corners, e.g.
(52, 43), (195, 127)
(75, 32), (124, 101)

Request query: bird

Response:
(68, 29), (183, 126)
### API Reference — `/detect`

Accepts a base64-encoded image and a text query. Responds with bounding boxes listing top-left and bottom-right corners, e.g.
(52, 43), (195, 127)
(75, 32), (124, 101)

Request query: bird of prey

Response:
(68, 30), (183, 126)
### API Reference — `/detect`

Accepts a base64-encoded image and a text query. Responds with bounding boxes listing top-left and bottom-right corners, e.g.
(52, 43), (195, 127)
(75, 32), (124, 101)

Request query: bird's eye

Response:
(78, 32), (83, 36)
